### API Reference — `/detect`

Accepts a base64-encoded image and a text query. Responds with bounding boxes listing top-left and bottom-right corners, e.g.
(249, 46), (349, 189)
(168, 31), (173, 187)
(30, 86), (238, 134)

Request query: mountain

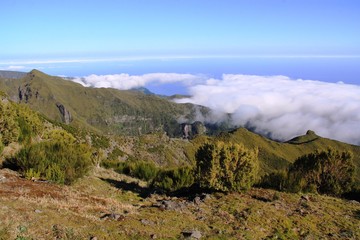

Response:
(130, 86), (154, 95)
(0, 70), (27, 79)
(0, 70), (210, 137)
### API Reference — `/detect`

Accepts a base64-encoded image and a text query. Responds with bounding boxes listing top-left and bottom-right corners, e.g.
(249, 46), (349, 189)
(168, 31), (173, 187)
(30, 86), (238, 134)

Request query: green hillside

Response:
(0, 70), (209, 136)
(189, 128), (360, 183)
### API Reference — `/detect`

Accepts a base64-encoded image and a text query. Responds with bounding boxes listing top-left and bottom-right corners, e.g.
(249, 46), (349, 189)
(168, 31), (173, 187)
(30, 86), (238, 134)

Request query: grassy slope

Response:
(0, 168), (359, 240)
(0, 70), (207, 136)
(189, 128), (360, 183)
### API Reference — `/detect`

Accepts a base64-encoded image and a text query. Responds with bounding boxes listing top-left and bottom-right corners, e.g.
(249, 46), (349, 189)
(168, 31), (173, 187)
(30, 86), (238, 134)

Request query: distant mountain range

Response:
(0, 70), (27, 79)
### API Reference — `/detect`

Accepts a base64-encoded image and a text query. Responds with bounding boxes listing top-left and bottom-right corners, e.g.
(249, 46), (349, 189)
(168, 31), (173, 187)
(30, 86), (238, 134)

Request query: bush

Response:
(195, 141), (259, 192)
(287, 148), (355, 196)
(131, 161), (158, 181)
(152, 167), (194, 192)
(4, 131), (92, 184)
(0, 101), (20, 145)
(258, 170), (288, 191)
(0, 98), (43, 145)
(103, 160), (159, 182)
(0, 135), (3, 155)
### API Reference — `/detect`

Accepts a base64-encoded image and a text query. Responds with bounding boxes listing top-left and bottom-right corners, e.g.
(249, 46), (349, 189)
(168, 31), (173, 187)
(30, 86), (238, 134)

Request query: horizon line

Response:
(1, 54), (360, 66)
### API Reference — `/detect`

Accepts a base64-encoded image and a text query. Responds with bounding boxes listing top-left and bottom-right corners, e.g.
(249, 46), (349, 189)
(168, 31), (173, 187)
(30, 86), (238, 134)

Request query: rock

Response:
(181, 230), (202, 239)
(157, 200), (186, 211)
(89, 237), (97, 240)
(34, 209), (42, 213)
(18, 84), (33, 103)
(301, 195), (310, 201)
(140, 219), (154, 226)
(56, 102), (72, 124)
(181, 121), (206, 139)
(150, 234), (157, 239)
(201, 194), (211, 202)
(100, 213), (125, 221)
(0, 175), (6, 182)
(194, 196), (201, 205)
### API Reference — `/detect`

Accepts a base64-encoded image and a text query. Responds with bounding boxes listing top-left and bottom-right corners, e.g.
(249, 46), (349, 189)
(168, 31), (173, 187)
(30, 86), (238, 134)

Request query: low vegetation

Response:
(151, 166), (194, 192)
(196, 141), (259, 192)
(4, 130), (92, 184)
(1, 93), (93, 184)
(259, 148), (356, 197)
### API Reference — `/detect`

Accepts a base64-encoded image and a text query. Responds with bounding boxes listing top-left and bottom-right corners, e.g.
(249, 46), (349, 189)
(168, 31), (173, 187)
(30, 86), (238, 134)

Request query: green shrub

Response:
(24, 168), (41, 180)
(4, 131), (92, 184)
(287, 148), (355, 196)
(15, 104), (43, 143)
(45, 164), (66, 184)
(0, 135), (3, 155)
(152, 167), (194, 192)
(131, 161), (158, 181)
(108, 148), (125, 160)
(104, 160), (159, 182)
(258, 170), (288, 191)
(0, 101), (20, 145)
(91, 133), (110, 148)
(195, 141), (259, 192)
(0, 99), (43, 145)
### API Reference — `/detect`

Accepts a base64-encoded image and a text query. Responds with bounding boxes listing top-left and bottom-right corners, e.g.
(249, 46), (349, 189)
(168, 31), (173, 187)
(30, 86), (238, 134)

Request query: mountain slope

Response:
(0, 70), (209, 136)
(190, 128), (360, 183)
(0, 70), (26, 79)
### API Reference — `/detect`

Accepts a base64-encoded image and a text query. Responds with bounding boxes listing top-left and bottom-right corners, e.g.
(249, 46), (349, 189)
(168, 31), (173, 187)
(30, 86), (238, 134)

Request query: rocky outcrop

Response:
(181, 121), (206, 139)
(18, 84), (39, 103)
(56, 102), (72, 124)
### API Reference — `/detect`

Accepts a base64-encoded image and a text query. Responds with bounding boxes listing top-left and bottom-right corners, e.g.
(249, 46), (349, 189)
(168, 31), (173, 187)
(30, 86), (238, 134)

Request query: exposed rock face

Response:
(181, 121), (206, 139)
(181, 230), (202, 239)
(18, 84), (39, 103)
(56, 102), (72, 124)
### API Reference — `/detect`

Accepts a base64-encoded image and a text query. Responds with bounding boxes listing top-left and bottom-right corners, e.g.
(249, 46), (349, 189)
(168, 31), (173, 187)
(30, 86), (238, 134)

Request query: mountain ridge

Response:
(0, 69), (211, 137)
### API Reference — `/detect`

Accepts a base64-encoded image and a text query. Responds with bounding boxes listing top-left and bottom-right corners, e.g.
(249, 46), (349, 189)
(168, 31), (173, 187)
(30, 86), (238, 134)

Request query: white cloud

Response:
(72, 73), (206, 90)
(68, 72), (360, 145)
(175, 74), (360, 145)
(0, 65), (27, 70)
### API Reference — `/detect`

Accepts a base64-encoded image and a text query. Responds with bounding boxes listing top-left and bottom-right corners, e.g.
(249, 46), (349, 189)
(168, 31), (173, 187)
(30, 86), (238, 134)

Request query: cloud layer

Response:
(72, 73), (205, 90)
(175, 74), (360, 145)
(69, 73), (360, 145)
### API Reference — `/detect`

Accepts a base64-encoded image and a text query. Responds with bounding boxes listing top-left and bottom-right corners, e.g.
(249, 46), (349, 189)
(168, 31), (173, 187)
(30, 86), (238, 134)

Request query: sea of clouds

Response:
(72, 73), (360, 145)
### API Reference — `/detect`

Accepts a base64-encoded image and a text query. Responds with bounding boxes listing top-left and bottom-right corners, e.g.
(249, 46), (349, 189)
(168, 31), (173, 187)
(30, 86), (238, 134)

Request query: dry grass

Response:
(1, 167), (359, 239)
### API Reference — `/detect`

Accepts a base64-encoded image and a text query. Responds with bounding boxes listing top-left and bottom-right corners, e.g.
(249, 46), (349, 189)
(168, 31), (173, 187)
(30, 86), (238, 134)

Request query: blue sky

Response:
(1, 0), (360, 144)
(1, 0), (360, 60)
